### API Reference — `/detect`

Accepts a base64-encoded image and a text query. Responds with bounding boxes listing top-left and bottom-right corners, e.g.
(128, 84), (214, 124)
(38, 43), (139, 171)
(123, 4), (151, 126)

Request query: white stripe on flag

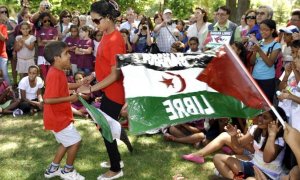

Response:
(121, 65), (217, 98)
(98, 109), (121, 140)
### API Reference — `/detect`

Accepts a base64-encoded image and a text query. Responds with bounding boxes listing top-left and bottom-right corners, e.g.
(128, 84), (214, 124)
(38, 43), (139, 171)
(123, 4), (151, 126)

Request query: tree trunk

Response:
(226, 0), (250, 24)
(237, 0), (250, 24)
(226, 0), (237, 23)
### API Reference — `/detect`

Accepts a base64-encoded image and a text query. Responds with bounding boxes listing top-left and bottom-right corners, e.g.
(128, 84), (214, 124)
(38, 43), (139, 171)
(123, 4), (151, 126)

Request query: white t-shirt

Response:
(187, 22), (211, 50)
(281, 44), (292, 63)
(18, 76), (44, 100)
(186, 49), (202, 53)
(290, 82), (300, 130)
(250, 125), (285, 180)
(15, 35), (36, 60)
(278, 71), (300, 130)
(120, 21), (139, 42)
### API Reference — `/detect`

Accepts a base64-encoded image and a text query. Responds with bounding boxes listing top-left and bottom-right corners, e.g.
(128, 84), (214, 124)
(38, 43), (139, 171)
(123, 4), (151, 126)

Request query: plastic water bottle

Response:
(276, 91), (281, 96)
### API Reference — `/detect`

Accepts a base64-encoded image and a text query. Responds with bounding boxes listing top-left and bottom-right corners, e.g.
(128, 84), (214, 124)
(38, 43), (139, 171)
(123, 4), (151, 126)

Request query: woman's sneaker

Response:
(60, 169), (85, 180)
(44, 167), (61, 178)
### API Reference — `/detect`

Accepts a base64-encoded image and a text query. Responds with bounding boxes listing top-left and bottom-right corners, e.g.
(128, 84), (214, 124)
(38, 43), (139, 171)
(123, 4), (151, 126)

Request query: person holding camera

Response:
(153, 9), (181, 53)
(31, 0), (57, 25)
(132, 17), (153, 53)
(120, 8), (139, 43)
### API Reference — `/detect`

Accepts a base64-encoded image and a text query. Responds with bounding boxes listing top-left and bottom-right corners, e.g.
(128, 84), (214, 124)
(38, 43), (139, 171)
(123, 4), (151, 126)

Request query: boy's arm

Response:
(78, 66), (119, 94)
(68, 81), (83, 90)
(44, 94), (77, 104)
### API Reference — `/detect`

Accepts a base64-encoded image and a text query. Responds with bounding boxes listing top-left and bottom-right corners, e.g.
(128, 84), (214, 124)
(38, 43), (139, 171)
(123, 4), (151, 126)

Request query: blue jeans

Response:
(78, 68), (91, 75)
(0, 57), (10, 85)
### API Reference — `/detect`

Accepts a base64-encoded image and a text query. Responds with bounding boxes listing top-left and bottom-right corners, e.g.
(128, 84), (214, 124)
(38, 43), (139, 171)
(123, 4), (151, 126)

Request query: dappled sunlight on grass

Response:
(0, 114), (217, 179)
(0, 142), (19, 153)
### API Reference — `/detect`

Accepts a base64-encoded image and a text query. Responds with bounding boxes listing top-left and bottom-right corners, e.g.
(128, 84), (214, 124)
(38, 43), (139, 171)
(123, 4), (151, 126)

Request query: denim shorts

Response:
(240, 161), (254, 178)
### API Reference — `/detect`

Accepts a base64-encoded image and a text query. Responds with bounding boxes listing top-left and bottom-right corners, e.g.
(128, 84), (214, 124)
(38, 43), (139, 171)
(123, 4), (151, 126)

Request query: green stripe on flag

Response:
(78, 96), (113, 142)
(127, 91), (263, 134)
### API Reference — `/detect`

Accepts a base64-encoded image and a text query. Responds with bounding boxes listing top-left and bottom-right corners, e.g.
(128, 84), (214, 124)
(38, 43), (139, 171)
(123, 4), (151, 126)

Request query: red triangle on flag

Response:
(197, 45), (270, 110)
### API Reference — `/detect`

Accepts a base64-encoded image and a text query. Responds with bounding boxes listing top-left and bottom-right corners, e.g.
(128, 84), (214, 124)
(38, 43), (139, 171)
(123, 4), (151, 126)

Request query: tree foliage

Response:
(0, 0), (295, 24)
(166, 0), (195, 20)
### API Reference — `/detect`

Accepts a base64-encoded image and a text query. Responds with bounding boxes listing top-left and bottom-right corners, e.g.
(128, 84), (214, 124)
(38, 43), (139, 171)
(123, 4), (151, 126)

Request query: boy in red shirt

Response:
(43, 41), (84, 180)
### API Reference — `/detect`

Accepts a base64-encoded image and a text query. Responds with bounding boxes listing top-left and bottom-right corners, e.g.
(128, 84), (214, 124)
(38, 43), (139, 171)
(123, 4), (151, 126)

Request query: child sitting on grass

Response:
(18, 65), (44, 115)
(0, 70), (20, 116)
(43, 41), (84, 179)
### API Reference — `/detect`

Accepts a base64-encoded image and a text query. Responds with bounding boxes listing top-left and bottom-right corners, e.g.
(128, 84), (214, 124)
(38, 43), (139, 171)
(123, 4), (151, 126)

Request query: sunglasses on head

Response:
(43, 20), (51, 23)
(0, 10), (7, 14)
(246, 16), (256, 20)
(92, 17), (103, 25)
(63, 15), (71, 18)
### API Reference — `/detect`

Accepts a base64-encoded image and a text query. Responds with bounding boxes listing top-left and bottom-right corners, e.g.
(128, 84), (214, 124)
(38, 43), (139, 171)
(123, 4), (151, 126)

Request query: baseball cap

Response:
(279, 25), (299, 34)
(163, 9), (172, 14)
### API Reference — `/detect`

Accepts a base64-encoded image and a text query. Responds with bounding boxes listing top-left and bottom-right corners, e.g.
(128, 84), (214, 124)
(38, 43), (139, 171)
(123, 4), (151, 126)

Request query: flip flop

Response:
(182, 154), (205, 164)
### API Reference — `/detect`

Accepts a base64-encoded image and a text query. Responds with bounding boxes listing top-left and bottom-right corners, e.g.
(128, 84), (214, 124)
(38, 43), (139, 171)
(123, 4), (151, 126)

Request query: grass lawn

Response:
(0, 114), (219, 180)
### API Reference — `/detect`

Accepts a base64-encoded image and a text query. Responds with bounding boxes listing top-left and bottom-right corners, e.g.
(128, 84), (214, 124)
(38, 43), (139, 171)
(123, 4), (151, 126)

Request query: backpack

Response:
(266, 42), (283, 79)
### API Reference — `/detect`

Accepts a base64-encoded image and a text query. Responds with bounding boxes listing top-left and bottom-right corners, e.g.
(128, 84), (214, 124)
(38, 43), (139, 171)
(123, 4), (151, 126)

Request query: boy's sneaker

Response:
(44, 167), (61, 178)
(12, 108), (23, 117)
(60, 169), (85, 180)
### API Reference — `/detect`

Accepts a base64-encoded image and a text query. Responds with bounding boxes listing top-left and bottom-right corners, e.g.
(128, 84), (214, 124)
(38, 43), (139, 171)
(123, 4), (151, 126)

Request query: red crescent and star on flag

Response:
(160, 72), (186, 92)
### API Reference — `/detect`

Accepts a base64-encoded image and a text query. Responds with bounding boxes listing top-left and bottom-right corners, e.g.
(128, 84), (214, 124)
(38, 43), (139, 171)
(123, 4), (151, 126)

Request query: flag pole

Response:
(224, 44), (285, 128)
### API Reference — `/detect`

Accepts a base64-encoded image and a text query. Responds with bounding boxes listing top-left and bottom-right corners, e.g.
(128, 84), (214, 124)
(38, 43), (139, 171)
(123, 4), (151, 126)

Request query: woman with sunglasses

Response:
(35, 12), (58, 80)
(245, 9), (262, 42)
(57, 9), (72, 41)
(78, 0), (132, 179)
(242, 9), (263, 73)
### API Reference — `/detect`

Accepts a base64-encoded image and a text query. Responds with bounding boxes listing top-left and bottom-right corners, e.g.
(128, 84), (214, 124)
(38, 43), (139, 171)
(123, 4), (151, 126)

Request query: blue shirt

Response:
(252, 40), (281, 80)
(247, 24), (262, 41)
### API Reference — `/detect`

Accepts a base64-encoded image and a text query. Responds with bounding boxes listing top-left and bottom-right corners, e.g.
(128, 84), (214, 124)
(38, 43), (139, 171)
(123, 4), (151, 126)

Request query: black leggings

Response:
(254, 78), (275, 103)
(99, 94), (123, 172)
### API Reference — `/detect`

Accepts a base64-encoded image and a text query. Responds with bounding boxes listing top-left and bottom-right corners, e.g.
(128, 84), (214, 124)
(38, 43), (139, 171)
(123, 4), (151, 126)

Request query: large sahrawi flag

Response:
(118, 45), (268, 134)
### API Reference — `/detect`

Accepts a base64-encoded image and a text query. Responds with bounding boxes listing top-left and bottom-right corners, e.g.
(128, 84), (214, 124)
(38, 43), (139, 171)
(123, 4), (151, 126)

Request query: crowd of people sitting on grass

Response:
(2, 0), (300, 179)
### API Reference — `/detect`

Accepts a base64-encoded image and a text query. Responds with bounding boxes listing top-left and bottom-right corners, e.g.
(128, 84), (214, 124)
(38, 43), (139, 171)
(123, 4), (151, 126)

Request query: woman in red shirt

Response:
(79, 1), (131, 179)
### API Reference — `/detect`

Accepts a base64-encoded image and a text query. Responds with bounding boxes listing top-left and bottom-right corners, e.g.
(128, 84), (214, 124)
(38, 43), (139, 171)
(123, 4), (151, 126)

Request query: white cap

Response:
(40, 0), (52, 7)
(163, 9), (172, 14)
(279, 25), (299, 34)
